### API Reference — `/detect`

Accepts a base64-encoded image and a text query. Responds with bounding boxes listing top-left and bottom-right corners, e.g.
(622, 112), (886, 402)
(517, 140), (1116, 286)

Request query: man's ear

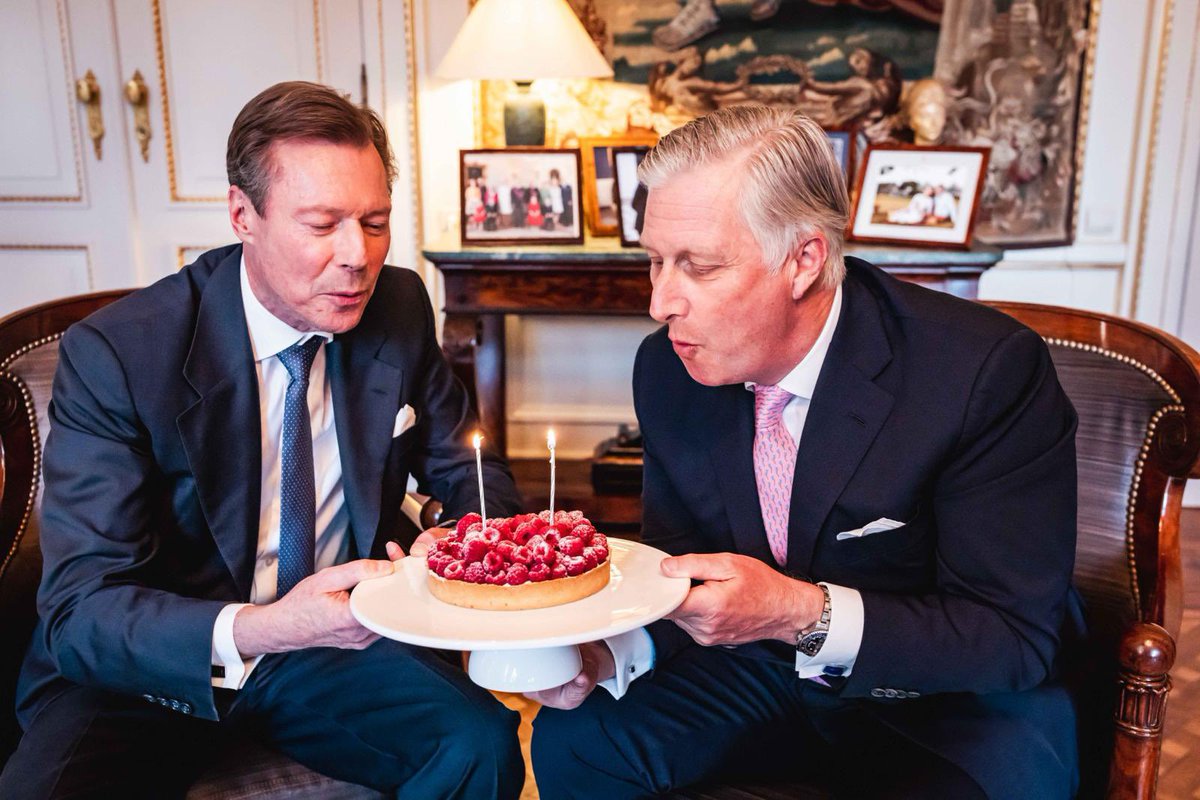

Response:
(790, 233), (829, 300)
(228, 185), (258, 244)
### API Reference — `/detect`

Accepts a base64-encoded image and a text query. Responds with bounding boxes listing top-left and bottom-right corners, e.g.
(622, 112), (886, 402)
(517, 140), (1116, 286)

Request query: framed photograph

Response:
(459, 148), (583, 246)
(849, 145), (990, 249)
(823, 128), (855, 184)
(580, 133), (658, 236)
(612, 145), (651, 248)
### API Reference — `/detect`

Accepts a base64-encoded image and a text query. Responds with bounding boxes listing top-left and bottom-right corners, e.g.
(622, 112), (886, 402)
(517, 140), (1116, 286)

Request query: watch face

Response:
(798, 631), (827, 657)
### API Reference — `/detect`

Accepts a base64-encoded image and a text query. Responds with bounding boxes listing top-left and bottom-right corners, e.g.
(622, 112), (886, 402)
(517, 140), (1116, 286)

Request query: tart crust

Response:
(427, 558), (611, 611)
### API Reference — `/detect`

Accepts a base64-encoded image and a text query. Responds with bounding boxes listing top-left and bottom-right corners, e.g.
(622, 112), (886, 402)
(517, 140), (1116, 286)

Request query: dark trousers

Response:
(532, 645), (986, 799)
(0, 640), (523, 799)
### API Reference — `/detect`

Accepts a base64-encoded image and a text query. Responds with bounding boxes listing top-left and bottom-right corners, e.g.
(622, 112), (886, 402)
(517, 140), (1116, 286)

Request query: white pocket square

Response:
(836, 517), (906, 541)
(392, 404), (417, 437)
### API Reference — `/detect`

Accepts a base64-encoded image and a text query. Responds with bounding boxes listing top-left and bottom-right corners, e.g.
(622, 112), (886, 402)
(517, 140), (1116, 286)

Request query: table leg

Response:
(441, 312), (507, 455)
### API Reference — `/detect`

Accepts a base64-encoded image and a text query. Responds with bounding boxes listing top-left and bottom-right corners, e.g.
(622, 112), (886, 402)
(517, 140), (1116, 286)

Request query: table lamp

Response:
(435, 0), (613, 146)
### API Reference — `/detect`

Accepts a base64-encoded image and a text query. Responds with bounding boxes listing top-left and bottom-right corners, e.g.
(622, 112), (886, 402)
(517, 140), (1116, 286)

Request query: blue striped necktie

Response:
(276, 336), (322, 596)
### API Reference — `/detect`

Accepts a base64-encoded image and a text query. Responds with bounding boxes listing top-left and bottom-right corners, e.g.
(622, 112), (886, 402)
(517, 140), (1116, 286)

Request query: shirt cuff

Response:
(794, 582), (863, 679)
(211, 603), (263, 690)
(597, 627), (655, 699)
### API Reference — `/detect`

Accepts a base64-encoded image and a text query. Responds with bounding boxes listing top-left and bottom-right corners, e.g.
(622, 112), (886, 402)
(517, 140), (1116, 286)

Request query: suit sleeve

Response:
(633, 338), (701, 667)
(37, 323), (228, 720)
(843, 327), (1079, 698)
(405, 274), (520, 520)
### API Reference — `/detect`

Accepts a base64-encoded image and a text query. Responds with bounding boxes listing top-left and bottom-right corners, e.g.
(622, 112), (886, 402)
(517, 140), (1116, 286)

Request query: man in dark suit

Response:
(0, 82), (524, 799)
(530, 107), (1079, 798)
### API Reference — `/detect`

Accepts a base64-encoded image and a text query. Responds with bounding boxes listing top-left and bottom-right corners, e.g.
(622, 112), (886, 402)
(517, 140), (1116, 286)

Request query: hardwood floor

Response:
(1158, 507), (1200, 800)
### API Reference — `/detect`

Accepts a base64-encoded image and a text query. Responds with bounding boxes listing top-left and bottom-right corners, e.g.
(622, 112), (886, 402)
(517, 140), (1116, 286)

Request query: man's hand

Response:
(408, 525), (453, 558)
(662, 553), (823, 646)
(522, 641), (615, 710)
(233, 559), (396, 657)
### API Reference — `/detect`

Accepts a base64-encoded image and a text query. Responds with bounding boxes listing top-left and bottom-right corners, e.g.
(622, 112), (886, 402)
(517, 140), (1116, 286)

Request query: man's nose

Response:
(649, 264), (686, 323)
(335, 221), (367, 269)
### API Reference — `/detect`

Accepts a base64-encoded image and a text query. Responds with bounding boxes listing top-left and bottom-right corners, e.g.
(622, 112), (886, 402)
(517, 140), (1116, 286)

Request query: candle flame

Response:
(472, 432), (483, 449)
(547, 428), (556, 449)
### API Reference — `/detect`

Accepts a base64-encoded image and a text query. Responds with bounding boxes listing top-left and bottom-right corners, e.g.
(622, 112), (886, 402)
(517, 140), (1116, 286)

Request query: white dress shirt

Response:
(602, 284), (864, 697)
(210, 258), (350, 689)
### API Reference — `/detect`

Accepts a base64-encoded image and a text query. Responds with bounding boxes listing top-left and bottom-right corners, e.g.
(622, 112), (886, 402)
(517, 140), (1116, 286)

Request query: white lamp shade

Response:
(435, 0), (614, 81)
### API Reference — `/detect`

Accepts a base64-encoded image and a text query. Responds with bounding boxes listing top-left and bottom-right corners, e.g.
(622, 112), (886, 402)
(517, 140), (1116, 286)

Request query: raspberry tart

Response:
(425, 511), (611, 610)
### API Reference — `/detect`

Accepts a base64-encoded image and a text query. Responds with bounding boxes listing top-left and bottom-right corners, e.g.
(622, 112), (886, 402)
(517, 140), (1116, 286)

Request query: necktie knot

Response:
(278, 337), (322, 386)
(753, 384), (793, 430)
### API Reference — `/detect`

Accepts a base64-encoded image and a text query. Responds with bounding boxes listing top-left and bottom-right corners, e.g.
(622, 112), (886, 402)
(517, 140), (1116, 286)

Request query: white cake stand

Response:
(350, 538), (689, 692)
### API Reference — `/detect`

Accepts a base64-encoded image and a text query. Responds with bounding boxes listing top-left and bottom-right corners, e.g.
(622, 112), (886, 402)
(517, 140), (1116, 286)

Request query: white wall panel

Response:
(0, 0), (81, 201)
(0, 246), (91, 316)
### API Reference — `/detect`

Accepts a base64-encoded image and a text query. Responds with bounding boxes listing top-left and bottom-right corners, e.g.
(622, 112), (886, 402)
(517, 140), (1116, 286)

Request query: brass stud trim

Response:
(0, 336), (63, 580)
(1045, 337), (1182, 403)
(1046, 335), (1186, 618)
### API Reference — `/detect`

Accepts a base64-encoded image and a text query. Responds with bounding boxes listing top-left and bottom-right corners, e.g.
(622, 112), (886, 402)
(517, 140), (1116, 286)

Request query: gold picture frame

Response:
(579, 133), (658, 236)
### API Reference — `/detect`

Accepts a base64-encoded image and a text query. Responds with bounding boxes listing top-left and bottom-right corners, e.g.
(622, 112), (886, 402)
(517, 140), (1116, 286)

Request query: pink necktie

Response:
(753, 384), (796, 567)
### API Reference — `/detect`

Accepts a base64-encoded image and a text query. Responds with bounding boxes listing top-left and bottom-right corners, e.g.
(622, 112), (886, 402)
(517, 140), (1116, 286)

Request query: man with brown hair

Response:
(0, 82), (524, 799)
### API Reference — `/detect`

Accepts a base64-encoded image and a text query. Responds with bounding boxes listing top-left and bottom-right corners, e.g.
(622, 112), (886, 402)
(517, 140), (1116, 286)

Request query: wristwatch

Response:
(796, 583), (831, 657)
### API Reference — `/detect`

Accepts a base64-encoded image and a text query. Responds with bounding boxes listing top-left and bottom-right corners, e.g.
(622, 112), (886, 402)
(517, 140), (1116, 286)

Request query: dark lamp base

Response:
(503, 82), (546, 146)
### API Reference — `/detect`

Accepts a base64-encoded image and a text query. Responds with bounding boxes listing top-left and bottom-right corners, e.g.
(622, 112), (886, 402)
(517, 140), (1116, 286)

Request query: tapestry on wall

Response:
(478, 0), (1092, 248)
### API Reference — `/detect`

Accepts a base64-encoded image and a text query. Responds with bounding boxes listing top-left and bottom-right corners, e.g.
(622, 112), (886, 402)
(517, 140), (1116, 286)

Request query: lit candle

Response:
(473, 432), (487, 531)
(547, 428), (557, 521)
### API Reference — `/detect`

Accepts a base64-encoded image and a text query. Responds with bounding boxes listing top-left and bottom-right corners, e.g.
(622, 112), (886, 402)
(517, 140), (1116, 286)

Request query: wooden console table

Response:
(424, 237), (1002, 455)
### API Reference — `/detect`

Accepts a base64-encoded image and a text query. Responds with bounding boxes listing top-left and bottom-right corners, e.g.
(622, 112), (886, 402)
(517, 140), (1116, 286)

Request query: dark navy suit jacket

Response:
(17, 244), (519, 726)
(635, 258), (1081, 798)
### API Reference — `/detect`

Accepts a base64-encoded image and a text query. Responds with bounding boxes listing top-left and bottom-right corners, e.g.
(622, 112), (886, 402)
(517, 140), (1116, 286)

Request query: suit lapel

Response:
(707, 385), (776, 564)
(178, 250), (261, 598)
(786, 271), (894, 577)
(327, 319), (402, 560)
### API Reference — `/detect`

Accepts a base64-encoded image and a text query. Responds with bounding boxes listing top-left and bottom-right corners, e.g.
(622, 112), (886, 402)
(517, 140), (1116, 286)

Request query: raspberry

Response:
(531, 539), (554, 564)
(581, 550), (598, 570)
(571, 523), (596, 543)
(569, 510), (585, 522)
(512, 524), (536, 546)
(553, 510), (572, 526)
(563, 555), (588, 576)
(592, 545), (609, 564)
(591, 533), (607, 549)
(455, 514), (481, 536)
(511, 545), (533, 565)
(463, 538), (489, 564)
(528, 563), (551, 582)
(483, 550), (506, 573)
(446, 541), (464, 560)
(463, 563), (486, 583)
(442, 560), (465, 580)
(495, 540), (517, 561)
(506, 563), (530, 585)
(483, 526), (503, 545)
(530, 516), (548, 531)
(558, 535), (584, 557)
(485, 572), (506, 585)
(463, 522), (483, 537)
(551, 563), (568, 579)
(538, 510), (552, 523)
(542, 530), (560, 547)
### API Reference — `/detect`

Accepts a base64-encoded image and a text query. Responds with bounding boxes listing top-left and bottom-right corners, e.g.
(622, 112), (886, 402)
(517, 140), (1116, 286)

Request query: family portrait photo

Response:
(460, 149), (584, 245)
(850, 145), (988, 247)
